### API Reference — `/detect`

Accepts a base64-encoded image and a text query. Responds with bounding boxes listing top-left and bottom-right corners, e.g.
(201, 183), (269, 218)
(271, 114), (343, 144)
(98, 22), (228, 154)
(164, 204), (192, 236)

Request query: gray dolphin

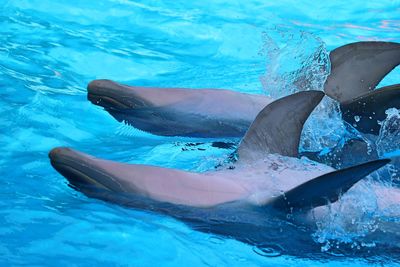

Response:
(87, 79), (271, 137)
(50, 91), (397, 256)
(87, 42), (400, 137)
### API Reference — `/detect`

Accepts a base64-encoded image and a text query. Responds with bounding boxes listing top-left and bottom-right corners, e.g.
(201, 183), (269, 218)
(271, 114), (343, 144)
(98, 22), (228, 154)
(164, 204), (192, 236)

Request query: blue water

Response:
(1, 0), (400, 266)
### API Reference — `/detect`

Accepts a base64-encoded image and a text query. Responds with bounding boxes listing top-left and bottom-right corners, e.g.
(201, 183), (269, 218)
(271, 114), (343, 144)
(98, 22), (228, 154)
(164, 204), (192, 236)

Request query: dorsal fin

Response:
(237, 91), (324, 162)
(324, 41), (400, 103)
(270, 159), (390, 213)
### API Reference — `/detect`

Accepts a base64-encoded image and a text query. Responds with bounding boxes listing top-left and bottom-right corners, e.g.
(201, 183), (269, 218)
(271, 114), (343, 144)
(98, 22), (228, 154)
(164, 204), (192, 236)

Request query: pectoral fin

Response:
(270, 159), (390, 213)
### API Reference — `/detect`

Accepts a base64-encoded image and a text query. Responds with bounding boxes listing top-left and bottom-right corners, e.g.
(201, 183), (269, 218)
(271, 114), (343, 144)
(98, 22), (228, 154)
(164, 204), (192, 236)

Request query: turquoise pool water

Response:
(1, 0), (400, 266)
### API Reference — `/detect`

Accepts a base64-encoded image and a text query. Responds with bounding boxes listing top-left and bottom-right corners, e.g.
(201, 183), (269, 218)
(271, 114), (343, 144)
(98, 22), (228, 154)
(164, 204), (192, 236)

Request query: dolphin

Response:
(87, 42), (400, 138)
(87, 79), (272, 137)
(49, 91), (397, 256)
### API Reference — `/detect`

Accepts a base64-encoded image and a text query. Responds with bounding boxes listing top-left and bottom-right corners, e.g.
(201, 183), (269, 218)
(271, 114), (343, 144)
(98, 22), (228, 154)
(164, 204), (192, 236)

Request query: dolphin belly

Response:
(105, 106), (253, 137)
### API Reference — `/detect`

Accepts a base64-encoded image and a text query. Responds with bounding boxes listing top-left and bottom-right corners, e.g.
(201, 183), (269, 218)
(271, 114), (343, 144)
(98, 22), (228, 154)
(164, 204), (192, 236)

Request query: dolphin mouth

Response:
(88, 94), (131, 110)
(49, 147), (118, 192)
(87, 79), (149, 110)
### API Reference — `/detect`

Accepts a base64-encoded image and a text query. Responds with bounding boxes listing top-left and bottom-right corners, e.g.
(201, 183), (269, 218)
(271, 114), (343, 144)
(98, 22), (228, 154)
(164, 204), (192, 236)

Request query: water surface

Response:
(1, 1), (400, 266)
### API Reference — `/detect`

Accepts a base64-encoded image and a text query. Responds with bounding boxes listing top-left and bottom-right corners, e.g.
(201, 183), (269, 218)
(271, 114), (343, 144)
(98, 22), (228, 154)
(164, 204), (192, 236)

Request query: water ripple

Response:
(1, 1), (400, 266)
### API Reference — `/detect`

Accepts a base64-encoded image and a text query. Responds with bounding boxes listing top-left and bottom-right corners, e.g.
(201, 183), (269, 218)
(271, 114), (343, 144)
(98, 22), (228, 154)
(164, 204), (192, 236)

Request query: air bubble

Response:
(253, 244), (283, 257)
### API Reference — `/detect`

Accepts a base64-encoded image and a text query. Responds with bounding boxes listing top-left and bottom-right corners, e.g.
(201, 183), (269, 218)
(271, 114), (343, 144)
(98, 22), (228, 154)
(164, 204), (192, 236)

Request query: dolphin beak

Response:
(49, 147), (122, 192)
(87, 79), (148, 110)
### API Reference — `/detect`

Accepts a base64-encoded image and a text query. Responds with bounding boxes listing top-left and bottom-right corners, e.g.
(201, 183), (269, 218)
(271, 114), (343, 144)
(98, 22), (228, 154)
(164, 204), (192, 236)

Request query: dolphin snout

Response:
(49, 147), (108, 190)
(49, 146), (71, 160)
(48, 147), (78, 166)
(87, 79), (149, 110)
(49, 147), (125, 193)
(87, 79), (120, 95)
(49, 147), (90, 179)
(49, 147), (92, 164)
(87, 79), (130, 109)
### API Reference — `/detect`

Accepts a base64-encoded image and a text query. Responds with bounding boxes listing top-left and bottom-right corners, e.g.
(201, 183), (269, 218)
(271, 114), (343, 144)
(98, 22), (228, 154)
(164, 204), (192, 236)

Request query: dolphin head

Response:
(87, 79), (187, 136)
(49, 147), (166, 208)
(87, 79), (151, 110)
(48, 147), (131, 200)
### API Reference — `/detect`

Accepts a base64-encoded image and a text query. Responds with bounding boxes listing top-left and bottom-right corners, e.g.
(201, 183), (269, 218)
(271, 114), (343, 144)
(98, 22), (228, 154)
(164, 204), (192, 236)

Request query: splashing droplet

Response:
(253, 244), (283, 257)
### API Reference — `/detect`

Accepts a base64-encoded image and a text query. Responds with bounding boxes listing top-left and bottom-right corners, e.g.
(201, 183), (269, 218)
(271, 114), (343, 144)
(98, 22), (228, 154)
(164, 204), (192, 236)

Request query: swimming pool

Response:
(1, 0), (400, 266)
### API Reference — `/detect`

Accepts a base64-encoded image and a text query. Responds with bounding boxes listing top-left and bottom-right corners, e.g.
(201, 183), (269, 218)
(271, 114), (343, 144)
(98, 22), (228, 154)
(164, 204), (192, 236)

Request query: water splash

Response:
(311, 182), (381, 253)
(258, 27), (348, 154)
(259, 27), (330, 99)
(376, 108), (400, 184)
(301, 97), (348, 153)
(376, 108), (400, 158)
